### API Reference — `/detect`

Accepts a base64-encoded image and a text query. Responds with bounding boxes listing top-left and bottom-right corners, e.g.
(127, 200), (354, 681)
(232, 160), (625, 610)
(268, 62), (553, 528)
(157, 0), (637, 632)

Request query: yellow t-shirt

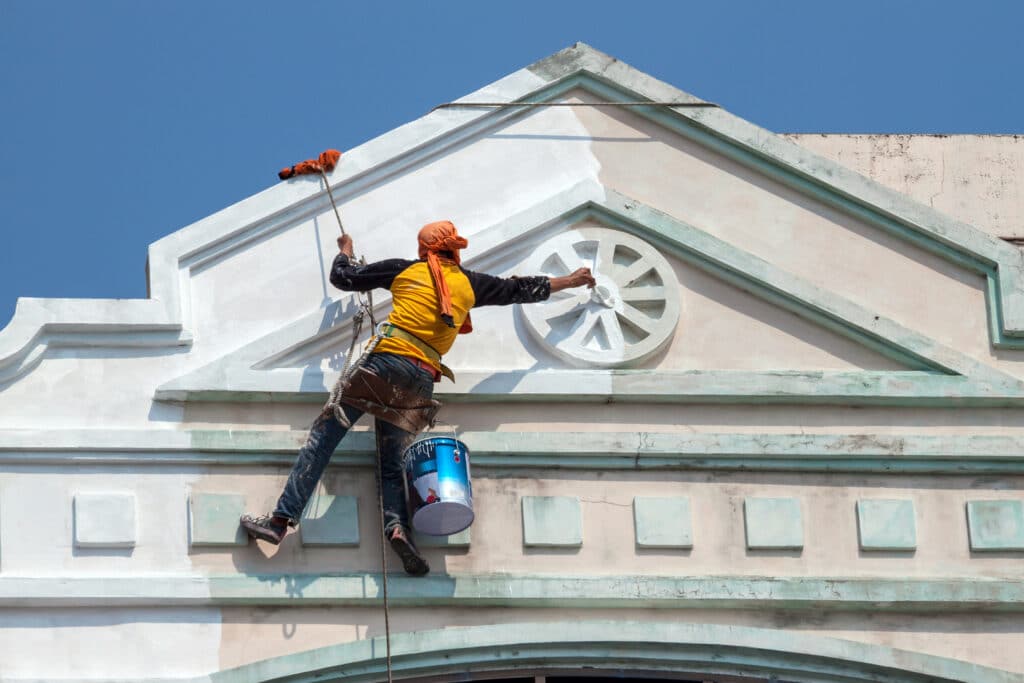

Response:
(374, 261), (475, 370)
(329, 253), (551, 376)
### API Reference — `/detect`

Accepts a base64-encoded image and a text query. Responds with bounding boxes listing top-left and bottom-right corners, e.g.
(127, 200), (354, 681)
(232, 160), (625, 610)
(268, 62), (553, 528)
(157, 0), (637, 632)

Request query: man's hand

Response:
(549, 267), (596, 293)
(337, 234), (354, 257)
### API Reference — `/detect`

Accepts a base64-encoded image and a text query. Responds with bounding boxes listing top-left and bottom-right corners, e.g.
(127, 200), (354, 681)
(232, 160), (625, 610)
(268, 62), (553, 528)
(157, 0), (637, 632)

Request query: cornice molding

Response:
(2, 428), (1023, 474)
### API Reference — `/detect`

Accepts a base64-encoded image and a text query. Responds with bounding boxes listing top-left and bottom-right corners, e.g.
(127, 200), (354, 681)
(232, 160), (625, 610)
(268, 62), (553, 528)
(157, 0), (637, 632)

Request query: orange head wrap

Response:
(418, 221), (472, 334)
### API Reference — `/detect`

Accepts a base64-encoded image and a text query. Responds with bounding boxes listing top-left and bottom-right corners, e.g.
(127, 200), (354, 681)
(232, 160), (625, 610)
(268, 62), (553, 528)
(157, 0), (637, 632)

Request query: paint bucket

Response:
(403, 436), (473, 536)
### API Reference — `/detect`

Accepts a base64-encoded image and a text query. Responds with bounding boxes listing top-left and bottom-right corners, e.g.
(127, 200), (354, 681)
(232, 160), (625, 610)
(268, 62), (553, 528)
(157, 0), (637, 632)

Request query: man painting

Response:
(241, 221), (595, 575)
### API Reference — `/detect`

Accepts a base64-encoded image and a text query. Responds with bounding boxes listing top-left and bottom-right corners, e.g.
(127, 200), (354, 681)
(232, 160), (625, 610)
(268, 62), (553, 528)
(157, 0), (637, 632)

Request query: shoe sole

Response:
(240, 518), (284, 545)
(389, 536), (430, 576)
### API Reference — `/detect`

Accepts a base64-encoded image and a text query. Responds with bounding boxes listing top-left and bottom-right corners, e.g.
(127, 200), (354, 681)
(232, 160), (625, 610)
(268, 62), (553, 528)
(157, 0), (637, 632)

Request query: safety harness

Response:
(376, 322), (455, 382)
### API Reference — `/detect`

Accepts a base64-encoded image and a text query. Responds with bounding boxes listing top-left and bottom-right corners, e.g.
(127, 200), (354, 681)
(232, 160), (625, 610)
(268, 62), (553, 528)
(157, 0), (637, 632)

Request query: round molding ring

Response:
(520, 227), (680, 367)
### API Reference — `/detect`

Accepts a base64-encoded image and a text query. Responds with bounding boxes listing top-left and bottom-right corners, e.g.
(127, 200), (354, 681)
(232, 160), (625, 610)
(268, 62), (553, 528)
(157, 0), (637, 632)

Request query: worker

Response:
(241, 220), (595, 575)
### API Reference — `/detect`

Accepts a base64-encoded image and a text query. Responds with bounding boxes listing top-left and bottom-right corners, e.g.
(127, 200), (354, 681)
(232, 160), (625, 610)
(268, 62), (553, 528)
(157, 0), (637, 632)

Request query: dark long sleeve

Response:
(329, 254), (415, 292)
(462, 268), (551, 307)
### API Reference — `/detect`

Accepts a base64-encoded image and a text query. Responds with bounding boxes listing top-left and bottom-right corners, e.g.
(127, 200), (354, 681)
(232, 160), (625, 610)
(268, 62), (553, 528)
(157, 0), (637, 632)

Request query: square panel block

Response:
(967, 500), (1024, 551)
(522, 496), (582, 547)
(73, 493), (136, 548)
(744, 497), (803, 550)
(189, 492), (247, 547)
(414, 527), (471, 548)
(633, 497), (693, 548)
(300, 495), (360, 546)
(856, 499), (917, 551)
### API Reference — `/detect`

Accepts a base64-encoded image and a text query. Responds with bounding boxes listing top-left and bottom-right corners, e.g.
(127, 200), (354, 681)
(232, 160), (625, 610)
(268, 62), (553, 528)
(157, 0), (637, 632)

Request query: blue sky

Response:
(2, 1), (1022, 328)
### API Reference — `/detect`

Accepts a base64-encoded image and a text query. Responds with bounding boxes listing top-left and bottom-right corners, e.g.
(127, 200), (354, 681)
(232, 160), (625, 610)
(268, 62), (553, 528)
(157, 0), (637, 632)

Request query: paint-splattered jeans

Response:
(273, 352), (435, 535)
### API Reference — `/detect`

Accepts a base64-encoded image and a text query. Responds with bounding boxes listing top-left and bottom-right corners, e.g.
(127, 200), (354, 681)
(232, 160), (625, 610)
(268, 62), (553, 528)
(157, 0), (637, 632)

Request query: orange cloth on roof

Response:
(417, 221), (472, 334)
(278, 149), (341, 180)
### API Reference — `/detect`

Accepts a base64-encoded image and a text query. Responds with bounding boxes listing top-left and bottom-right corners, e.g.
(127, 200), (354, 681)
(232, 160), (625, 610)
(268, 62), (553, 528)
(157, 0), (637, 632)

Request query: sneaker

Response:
(240, 513), (289, 545)
(388, 526), (430, 576)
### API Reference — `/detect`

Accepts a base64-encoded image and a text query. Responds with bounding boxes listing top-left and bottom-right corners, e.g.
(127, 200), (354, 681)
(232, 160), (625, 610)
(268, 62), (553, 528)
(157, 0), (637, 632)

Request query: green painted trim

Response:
(159, 370), (1024, 407)
(484, 67), (1024, 349)
(2, 429), (1024, 474)
(546, 71), (1024, 348)
(581, 194), (1018, 387)
(209, 618), (1021, 683)
(1, 574), (1021, 613)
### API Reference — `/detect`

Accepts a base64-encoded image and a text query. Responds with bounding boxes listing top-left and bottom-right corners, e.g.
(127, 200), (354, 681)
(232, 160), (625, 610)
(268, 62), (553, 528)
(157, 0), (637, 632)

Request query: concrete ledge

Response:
(967, 500), (1024, 551)
(72, 492), (136, 549)
(2, 429), (1024, 475)
(300, 495), (360, 547)
(744, 497), (803, 550)
(189, 493), (247, 547)
(857, 499), (917, 551)
(0, 574), (1021, 613)
(633, 496), (693, 549)
(522, 496), (582, 547)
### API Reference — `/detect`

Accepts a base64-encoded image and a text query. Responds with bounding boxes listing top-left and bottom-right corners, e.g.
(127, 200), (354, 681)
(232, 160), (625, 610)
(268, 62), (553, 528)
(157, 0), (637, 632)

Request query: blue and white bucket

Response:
(403, 436), (474, 536)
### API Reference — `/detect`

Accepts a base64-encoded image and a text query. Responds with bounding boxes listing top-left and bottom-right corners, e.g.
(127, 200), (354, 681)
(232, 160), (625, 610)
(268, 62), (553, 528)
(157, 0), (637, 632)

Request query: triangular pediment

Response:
(5, 43), (1024, 408)
(155, 185), (1024, 406)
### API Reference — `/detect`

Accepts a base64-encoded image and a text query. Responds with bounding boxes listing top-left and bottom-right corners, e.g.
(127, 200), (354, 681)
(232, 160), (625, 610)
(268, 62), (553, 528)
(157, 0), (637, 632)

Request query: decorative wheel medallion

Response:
(520, 227), (680, 367)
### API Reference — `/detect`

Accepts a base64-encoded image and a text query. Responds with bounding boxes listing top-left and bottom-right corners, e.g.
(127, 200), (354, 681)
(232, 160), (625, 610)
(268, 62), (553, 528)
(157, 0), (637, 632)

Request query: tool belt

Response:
(327, 322), (451, 434)
(376, 322), (455, 382)
(334, 361), (441, 434)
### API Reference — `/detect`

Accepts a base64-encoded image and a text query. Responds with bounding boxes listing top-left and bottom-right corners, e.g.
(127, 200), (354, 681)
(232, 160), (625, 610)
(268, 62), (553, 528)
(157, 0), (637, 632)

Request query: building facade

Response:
(0, 44), (1022, 682)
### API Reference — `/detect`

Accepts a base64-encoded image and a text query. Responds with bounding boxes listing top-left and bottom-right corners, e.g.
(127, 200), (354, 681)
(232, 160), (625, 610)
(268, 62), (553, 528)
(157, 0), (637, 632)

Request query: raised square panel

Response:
(189, 492), (247, 547)
(744, 497), (803, 550)
(300, 495), (359, 546)
(856, 499), (916, 551)
(522, 496), (582, 547)
(633, 497), (693, 548)
(415, 527), (471, 548)
(73, 493), (136, 548)
(967, 500), (1024, 551)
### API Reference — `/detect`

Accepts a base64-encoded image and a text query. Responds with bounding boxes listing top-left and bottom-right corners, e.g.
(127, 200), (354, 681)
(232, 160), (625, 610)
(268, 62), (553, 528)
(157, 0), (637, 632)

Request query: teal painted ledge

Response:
(0, 573), (1022, 613)
(4, 428), (1024, 475)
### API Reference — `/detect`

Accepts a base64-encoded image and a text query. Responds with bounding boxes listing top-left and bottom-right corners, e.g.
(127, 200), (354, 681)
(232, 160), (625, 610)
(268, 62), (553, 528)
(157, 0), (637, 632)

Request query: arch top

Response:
(210, 620), (1018, 683)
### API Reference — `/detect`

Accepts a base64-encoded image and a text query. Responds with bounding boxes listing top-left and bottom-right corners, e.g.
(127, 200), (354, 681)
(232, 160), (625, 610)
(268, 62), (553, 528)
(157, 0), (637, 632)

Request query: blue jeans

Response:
(273, 353), (435, 534)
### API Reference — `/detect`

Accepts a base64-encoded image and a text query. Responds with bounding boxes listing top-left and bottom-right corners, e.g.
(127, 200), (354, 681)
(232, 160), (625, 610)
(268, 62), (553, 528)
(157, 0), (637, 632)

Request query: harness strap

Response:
(376, 322), (455, 382)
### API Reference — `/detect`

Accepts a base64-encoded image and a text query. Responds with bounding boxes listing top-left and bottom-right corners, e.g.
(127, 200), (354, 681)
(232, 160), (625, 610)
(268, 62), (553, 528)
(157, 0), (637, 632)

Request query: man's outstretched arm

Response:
(465, 266), (596, 307)
(549, 267), (597, 293)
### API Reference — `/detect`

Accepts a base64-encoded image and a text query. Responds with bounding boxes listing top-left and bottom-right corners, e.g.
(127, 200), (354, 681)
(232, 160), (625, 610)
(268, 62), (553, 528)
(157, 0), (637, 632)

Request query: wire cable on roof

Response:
(430, 100), (720, 113)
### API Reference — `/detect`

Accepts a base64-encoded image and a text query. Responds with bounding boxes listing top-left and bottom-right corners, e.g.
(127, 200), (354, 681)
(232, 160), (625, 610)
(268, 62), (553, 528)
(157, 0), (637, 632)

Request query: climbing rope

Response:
(317, 169), (392, 683)
(374, 434), (395, 683)
(279, 150), (393, 683)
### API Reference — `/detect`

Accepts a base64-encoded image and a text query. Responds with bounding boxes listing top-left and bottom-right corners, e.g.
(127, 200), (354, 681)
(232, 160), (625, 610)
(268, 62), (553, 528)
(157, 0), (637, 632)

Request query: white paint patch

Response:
(0, 608), (220, 679)
(0, 468), (202, 575)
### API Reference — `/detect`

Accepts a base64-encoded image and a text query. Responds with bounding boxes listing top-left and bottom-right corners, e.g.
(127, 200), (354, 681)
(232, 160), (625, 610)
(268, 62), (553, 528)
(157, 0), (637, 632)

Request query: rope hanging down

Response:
(277, 149), (392, 683)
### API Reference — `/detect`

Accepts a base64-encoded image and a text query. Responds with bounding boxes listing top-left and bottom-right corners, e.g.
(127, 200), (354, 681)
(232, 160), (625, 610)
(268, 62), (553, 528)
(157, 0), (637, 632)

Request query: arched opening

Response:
(214, 620), (1013, 683)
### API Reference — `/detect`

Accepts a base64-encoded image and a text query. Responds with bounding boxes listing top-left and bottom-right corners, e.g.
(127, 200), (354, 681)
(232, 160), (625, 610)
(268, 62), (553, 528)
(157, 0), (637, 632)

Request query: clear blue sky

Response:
(2, 1), (1022, 328)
